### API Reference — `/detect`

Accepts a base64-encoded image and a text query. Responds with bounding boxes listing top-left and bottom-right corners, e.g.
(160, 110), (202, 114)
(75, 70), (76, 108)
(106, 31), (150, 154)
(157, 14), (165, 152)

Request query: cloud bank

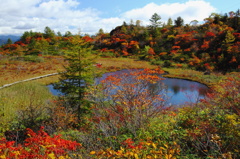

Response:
(0, 0), (216, 35)
(121, 0), (216, 26)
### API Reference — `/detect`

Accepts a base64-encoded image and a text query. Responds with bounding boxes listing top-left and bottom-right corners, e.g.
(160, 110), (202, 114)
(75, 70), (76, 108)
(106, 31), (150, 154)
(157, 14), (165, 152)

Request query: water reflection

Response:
(48, 69), (210, 106)
(160, 77), (209, 105)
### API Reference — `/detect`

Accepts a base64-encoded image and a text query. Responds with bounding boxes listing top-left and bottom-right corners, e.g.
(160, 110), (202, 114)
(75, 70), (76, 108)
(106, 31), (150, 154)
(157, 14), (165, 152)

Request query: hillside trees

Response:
(1, 27), (75, 56)
(0, 10), (239, 72)
(95, 10), (239, 72)
(227, 9), (240, 30)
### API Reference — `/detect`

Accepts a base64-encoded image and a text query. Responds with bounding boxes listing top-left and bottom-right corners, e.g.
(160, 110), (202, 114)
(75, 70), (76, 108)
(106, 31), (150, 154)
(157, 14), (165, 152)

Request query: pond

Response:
(47, 69), (210, 106)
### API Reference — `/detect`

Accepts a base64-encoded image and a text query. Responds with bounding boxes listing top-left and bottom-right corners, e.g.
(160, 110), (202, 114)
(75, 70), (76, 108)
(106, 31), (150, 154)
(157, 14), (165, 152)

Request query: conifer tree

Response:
(174, 16), (184, 27)
(54, 35), (96, 121)
(44, 26), (55, 39)
(149, 13), (162, 38)
(167, 18), (173, 27)
(149, 13), (162, 28)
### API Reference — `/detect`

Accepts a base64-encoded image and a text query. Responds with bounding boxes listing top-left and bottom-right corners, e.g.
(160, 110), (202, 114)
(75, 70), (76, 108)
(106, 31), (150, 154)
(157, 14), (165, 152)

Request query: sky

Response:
(0, 0), (239, 36)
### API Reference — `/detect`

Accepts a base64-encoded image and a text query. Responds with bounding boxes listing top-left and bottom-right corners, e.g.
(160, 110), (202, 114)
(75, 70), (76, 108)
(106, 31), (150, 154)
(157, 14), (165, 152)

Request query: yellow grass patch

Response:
(96, 57), (157, 72)
(0, 56), (66, 85)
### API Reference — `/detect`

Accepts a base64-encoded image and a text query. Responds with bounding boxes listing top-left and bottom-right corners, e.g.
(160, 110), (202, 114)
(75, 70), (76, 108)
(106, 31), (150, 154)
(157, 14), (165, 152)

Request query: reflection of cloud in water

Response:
(48, 69), (210, 106)
(156, 77), (209, 106)
(161, 78), (208, 95)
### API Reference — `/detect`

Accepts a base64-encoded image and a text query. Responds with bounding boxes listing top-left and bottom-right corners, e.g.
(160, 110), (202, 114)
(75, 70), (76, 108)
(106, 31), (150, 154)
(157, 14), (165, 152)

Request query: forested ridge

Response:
(1, 10), (240, 72)
(0, 10), (239, 159)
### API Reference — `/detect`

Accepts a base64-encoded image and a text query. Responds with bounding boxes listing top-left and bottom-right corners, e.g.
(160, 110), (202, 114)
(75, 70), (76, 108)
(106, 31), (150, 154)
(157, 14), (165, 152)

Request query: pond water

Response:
(47, 69), (210, 106)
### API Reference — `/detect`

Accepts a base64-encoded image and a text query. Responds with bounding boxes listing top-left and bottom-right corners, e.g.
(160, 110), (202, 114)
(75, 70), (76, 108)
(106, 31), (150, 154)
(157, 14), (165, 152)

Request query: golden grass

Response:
(96, 57), (157, 72)
(0, 54), (230, 90)
(34, 74), (61, 85)
(33, 57), (157, 84)
(0, 56), (66, 86)
(162, 68), (226, 89)
(0, 56), (157, 86)
(0, 55), (226, 88)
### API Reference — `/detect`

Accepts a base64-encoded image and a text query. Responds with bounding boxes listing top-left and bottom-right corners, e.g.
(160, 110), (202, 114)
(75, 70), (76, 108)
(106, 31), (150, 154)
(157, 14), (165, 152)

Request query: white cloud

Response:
(0, 0), (103, 35)
(121, 0), (216, 25)
(0, 0), (216, 35)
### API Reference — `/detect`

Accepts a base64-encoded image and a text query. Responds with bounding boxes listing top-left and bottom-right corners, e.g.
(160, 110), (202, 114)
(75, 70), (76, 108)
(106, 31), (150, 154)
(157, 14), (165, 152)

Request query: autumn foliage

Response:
(0, 127), (81, 158)
(0, 10), (239, 159)
(0, 69), (239, 158)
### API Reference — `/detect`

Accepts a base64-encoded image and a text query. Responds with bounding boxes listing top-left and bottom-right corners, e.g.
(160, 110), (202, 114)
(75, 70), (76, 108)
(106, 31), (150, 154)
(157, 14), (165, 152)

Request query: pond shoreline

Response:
(0, 67), (216, 91)
(103, 67), (214, 90)
(162, 74), (211, 89)
(48, 69), (210, 106)
(161, 68), (221, 91)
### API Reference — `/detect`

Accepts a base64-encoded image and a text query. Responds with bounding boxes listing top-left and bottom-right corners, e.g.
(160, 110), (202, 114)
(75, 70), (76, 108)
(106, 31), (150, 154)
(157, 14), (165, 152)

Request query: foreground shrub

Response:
(87, 68), (167, 141)
(90, 138), (180, 159)
(174, 74), (240, 158)
(0, 127), (81, 158)
(62, 68), (170, 152)
(0, 82), (53, 136)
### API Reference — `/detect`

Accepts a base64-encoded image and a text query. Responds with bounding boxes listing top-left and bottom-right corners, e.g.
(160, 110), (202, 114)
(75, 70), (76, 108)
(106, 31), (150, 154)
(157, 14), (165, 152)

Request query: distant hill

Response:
(0, 35), (20, 45)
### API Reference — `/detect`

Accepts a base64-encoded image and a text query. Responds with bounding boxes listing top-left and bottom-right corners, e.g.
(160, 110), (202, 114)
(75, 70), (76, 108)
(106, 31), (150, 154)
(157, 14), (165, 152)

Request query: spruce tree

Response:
(174, 16), (184, 27)
(54, 35), (96, 121)
(149, 13), (162, 28)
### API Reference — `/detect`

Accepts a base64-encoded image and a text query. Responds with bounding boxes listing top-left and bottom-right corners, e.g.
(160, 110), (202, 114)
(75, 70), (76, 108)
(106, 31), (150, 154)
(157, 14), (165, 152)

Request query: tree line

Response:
(0, 9), (239, 72)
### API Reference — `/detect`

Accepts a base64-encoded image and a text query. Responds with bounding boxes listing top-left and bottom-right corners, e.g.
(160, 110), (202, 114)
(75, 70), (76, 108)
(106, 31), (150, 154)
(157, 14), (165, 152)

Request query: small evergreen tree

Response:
(174, 16), (184, 27)
(167, 17), (173, 27)
(54, 35), (96, 121)
(44, 26), (55, 39)
(149, 13), (162, 28)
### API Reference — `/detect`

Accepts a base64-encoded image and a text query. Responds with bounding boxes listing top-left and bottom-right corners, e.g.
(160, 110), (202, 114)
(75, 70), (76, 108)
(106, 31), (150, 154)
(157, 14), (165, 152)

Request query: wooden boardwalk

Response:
(0, 73), (59, 89)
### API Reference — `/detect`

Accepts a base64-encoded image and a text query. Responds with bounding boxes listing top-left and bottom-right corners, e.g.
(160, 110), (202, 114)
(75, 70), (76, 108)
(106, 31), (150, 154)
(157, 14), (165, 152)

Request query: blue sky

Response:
(0, 0), (239, 35)
(79, 0), (239, 17)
